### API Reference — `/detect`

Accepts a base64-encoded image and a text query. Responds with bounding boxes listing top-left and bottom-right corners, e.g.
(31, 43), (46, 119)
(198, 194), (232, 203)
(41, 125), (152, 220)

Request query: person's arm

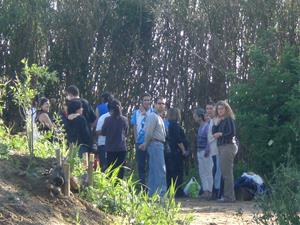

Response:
(220, 117), (236, 138)
(204, 125), (210, 157)
(38, 113), (53, 129)
(140, 114), (156, 150)
(95, 107), (100, 119)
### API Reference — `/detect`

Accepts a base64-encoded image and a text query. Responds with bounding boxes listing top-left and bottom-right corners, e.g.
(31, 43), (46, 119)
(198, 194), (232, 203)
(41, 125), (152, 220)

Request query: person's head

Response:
(141, 93), (152, 110)
(39, 97), (50, 113)
(193, 108), (205, 123)
(108, 99), (122, 117)
(67, 100), (83, 115)
(205, 101), (215, 119)
(167, 108), (181, 122)
(101, 92), (113, 104)
(154, 96), (166, 114)
(215, 100), (235, 119)
(66, 85), (80, 100)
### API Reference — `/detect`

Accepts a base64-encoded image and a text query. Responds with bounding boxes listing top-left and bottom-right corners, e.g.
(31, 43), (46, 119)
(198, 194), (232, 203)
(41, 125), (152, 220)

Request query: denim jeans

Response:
(212, 154), (222, 198)
(147, 141), (167, 197)
(97, 145), (107, 172)
(136, 144), (148, 186)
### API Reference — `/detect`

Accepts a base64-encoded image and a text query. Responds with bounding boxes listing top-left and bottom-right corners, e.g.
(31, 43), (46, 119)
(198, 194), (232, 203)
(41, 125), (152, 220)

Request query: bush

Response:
(254, 153), (300, 225)
(230, 45), (300, 175)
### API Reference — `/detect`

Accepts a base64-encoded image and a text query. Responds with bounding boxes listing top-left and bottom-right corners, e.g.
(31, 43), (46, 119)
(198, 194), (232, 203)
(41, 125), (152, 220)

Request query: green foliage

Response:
(11, 59), (58, 158)
(80, 166), (186, 225)
(230, 45), (300, 174)
(254, 153), (300, 225)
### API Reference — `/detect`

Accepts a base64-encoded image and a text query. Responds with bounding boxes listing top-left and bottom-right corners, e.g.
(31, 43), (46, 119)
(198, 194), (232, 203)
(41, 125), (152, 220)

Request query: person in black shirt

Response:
(100, 99), (129, 179)
(65, 85), (96, 126)
(66, 100), (92, 158)
(212, 100), (238, 202)
(165, 108), (188, 197)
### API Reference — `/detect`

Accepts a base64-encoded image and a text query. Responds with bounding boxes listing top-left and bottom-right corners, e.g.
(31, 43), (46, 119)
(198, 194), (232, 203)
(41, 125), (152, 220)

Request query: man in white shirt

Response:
(96, 111), (111, 171)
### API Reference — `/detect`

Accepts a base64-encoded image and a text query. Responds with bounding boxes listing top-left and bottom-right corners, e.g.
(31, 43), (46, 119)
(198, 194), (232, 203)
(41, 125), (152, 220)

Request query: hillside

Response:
(0, 154), (113, 225)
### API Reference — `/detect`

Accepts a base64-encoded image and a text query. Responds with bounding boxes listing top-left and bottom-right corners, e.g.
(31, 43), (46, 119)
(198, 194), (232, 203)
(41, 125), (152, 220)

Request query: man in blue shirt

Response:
(130, 93), (153, 187)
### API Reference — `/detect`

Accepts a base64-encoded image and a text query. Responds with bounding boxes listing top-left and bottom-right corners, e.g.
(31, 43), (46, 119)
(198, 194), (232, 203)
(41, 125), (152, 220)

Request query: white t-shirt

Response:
(208, 119), (218, 156)
(96, 112), (110, 146)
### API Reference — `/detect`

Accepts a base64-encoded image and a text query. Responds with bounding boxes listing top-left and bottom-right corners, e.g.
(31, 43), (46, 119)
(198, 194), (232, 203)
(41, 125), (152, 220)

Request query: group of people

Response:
(33, 85), (238, 202)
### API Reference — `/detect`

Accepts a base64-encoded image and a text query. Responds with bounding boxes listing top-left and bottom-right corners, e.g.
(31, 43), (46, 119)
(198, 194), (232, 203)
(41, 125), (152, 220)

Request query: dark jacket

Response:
(66, 114), (92, 147)
(167, 120), (188, 153)
(212, 117), (236, 146)
(69, 98), (96, 125)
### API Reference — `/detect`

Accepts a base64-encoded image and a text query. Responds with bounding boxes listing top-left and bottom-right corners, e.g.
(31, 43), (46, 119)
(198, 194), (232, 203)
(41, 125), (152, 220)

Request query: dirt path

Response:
(178, 198), (258, 225)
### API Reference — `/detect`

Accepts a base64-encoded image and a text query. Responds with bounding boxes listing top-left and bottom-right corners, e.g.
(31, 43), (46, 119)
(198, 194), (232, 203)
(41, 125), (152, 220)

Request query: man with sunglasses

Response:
(130, 93), (153, 188)
(139, 97), (167, 197)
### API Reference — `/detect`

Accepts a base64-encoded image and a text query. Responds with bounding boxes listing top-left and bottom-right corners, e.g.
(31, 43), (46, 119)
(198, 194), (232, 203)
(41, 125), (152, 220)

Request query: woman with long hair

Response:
(35, 97), (53, 132)
(212, 100), (238, 202)
(101, 99), (129, 179)
(165, 108), (188, 197)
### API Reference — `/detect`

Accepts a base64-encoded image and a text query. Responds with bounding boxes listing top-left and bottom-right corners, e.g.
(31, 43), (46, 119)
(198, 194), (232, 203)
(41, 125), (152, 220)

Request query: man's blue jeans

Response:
(147, 141), (167, 197)
(136, 144), (148, 186)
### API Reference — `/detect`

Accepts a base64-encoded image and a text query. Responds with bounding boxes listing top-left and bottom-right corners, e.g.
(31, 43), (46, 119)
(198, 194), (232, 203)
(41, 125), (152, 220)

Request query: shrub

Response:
(254, 153), (300, 225)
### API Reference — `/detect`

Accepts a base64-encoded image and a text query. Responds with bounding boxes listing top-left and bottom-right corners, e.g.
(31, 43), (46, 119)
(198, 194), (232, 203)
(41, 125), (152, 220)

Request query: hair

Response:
(66, 85), (80, 97)
(206, 100), (215, 107)
(101, 92), (113, 103)
(154, 96), (165, 104)
(167, 108), (181, 121)
(215, 100), (235, 119)
(141, 93), (151, 100)
(67, 100), (82, 114)
(109, 99), (122, 117)
(39, 97), (49, 108)
(194, 108), (205, 121)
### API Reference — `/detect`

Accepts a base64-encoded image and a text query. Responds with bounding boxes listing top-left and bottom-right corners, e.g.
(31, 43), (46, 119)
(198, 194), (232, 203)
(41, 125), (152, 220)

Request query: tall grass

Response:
(80, 165), (188, 225)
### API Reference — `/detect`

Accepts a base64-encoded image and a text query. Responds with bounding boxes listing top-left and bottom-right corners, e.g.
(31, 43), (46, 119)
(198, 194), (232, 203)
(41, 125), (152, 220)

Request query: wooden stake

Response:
(55, 149), (61, 166)
(88, 154), (94, 186)
(82, 152), (88, 169)
(62, 163), (70, 197)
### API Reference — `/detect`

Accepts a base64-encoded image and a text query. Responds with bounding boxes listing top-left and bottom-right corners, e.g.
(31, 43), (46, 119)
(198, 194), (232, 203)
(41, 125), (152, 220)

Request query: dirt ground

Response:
(178, 198), (258, 225)
(0, 154), (113, 225)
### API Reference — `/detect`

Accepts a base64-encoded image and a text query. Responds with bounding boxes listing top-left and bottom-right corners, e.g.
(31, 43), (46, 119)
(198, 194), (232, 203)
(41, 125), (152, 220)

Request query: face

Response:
(155, 98), (166, 113)
(76, 107), (83, 115)
(217, 104), (226, 117)
(193, 113), (201, 123)
(66, 93), (75, 101)
(142, 96), (151, 110)
(41, 101), (50, 112)
(206, 104), (214, 118)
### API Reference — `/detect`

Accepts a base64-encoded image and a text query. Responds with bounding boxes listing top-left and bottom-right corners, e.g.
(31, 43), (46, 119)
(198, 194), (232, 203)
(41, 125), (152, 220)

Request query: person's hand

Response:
(139, 144), (146, 151)
(213, 132), (222, 139)
(182, 150), (190, 157)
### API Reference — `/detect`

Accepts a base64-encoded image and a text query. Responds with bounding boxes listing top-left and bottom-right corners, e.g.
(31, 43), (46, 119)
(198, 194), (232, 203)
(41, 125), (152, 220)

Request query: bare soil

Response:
(178, 198), (258, 225)
(0, 154), (114, 225)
